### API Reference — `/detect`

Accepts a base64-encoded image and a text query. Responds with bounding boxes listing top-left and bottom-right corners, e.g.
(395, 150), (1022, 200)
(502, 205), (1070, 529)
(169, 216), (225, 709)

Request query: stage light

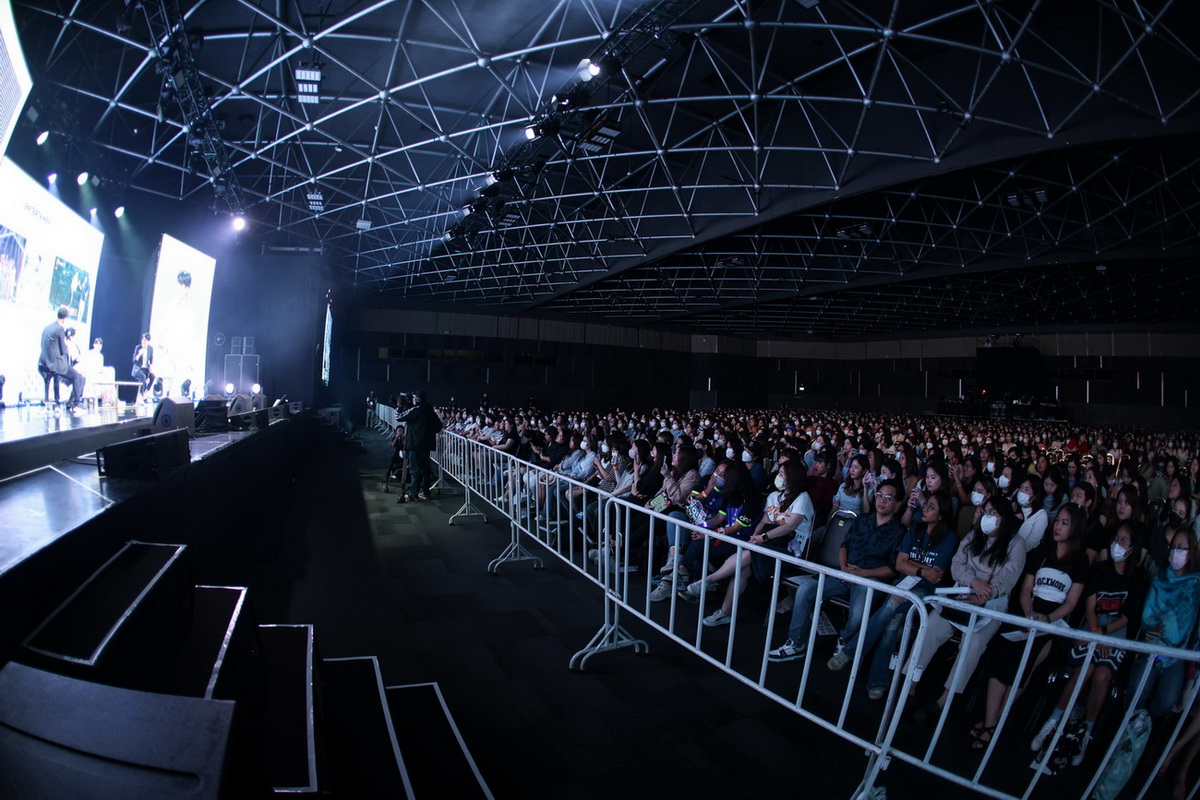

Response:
(251, 383), (261, 393)
(114, 206), (125, 218)
(524, 125), (537, 140)
(76, 172), (89, 186)
(89, 207), (97, 217)
(224, 383), (235, 394)
(47, 172), (57, 185)
(36, 130), (49, 145)
(232, 215), (246, 231)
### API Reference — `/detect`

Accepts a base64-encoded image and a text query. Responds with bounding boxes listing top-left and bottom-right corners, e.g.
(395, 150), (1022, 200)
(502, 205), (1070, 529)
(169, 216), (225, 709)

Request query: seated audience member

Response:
(1028, 520), (1146, 765)
(905, 498), (1026, 723)
(828, 490), (958, 701)
(744, 442), (770, 494)
(806, 451), (839, 524)
(831, 454), (871, 517)
(676, 461), (762, 598)
(690, 461), (813, 626)
(901, 460), (950, 528)
(1128, 528), (1200, 720)
(768, 479), (906, 663)
(1013, 474), (1049, 552)
(970, 504), (1089, 749)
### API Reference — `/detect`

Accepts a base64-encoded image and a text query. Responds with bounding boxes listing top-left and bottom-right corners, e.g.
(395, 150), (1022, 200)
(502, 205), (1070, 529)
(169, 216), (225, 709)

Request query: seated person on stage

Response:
(768, 479), (906, 663)
(39, 305), (85, 409)
(131, 332), (154, 402)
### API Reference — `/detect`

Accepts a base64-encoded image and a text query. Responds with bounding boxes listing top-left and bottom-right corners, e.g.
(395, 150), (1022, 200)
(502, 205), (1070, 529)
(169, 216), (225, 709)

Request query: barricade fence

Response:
(430, 430), (1200, 800)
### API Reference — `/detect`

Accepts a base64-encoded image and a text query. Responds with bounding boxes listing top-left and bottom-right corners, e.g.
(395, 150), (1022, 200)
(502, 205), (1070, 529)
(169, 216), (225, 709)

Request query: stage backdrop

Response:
(147, 234), (216, 396)
(0, 158), (103, 400)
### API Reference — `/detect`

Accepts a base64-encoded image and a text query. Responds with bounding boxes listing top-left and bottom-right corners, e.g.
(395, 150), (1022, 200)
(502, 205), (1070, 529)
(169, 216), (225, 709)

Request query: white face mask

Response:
(1016, 490), (1032, 507)
(725, 447), (735, 460)
(601, 443), (610, 454)
(1110, 541), (1129, 563)
(970, 491), (985, 507)
(985, 462), (995, 473)
(741, 451), (753, 463)
(774, 474), (786, 491)
(997, 474), (1011, 489)
(1170, 549), (1189, 572)
(580, 440), (589, 450)
(980, 514), (999, 536)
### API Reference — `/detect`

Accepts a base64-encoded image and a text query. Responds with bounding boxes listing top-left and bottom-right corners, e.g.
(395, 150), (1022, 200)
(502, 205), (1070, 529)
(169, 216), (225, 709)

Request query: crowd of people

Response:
(431, 402), (1200, 790)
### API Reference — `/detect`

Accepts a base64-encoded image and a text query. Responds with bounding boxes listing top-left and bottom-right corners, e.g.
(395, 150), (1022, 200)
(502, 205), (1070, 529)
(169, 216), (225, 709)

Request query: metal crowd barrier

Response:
(433, 431), (1200, 800)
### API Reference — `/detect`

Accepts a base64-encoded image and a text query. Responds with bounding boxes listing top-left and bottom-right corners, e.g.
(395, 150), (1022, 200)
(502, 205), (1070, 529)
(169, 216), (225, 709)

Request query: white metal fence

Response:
(382, 417), (1200, 799)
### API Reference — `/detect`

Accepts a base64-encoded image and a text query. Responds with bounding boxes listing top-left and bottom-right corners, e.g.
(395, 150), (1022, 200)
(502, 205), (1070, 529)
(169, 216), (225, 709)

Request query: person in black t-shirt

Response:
(1027, 521), (1146, 765)
(970, 504), (1089, 749)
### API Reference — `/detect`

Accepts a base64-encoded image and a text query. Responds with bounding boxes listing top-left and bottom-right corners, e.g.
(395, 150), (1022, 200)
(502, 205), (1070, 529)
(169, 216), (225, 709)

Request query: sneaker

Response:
(1030, 717), (1058, 752)
(684, 578), (717, 598)
(827, 646), (851, 671)
(867, 687), (885, 701)
(649, 582), (674, 602)
(659, 549), (679, 574)
(703, 609), (731, 627)
(1071, 734), (1091, 767)
(587, 548), (601, 562)
(768, 639), (807, 662)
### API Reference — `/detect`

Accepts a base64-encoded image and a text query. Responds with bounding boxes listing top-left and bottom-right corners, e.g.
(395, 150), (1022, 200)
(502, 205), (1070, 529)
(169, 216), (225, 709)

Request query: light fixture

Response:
(114, 206), (125, 218)
(306, 190), (325, 212)
(76, 171), (89, 186)
(89, 207), (97, 216)
(525, 117), (560, 140)
(47, 172), (57, 185)
(232, 215), (246, 231)
(251, 383), (262, 394)
(36, 130), (49, 146)
(295, 63), (323, 105)
(224, 383), (235, 394)
(355, 218), (371, 231)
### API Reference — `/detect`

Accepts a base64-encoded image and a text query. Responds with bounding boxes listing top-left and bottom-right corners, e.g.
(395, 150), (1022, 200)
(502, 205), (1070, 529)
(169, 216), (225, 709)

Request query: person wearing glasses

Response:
(768, 479), (906, 663)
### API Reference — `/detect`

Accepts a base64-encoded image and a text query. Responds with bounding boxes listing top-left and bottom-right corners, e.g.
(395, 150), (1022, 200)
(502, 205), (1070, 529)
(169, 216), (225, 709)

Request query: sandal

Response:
(970, 725), (995, 750)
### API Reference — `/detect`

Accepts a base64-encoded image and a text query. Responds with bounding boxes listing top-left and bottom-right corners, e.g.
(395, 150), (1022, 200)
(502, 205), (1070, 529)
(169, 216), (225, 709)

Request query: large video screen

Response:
(0, 158), (103, 399)
(147, 234), (215, 397)
(321, 301), (332, 386)
(0, 0), (34, 158)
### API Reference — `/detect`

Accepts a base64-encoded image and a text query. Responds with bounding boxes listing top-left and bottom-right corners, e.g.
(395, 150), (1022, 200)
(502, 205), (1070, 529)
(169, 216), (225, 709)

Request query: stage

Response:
(0, 402), (251, 578)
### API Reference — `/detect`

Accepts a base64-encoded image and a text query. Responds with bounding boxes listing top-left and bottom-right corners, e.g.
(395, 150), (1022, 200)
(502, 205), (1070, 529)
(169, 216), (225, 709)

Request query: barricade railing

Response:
(433, 431), (1200, 800)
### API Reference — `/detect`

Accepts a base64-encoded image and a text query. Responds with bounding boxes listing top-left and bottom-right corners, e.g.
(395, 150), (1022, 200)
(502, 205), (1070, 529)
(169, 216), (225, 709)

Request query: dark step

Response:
(0, 661), (237, 800)
(385, 683), (492, 800)
(21, 541), (191, 687)
(159, 586), (251, 698)
(320, 657), (412, 799)
(258, 624), (321, 794)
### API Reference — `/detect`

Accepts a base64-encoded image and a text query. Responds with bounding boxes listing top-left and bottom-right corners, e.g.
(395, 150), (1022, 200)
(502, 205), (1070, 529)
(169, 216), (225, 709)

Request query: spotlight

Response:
(251, 383), (262, 394)
(36, 130), (49, 146)
(524, 125), (537, 141)
(114, 206), (125, 218)
(47, 172), (57, 185)
(89, 207), (97, 216)
(224, 383), (235, 394)
(232, 215), (246, 231)
(76, 172), (89, 186)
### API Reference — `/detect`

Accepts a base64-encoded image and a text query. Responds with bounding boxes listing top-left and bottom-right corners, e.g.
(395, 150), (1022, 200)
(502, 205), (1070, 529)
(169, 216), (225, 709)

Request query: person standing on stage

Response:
(39, 305), (85, 409)
(132, 332), (154, 402)
(395, 389), (443, 500)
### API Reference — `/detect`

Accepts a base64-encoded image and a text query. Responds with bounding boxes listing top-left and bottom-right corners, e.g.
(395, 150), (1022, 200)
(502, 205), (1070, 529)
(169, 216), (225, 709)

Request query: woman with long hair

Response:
(905, 497), (1026, 723)
(831, 453), (871, 517)
(1013, 474), (1049, 552)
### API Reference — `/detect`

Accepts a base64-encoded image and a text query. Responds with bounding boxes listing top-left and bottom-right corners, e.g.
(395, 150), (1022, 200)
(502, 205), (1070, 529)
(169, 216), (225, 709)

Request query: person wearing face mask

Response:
(743, 442), (770, 494)
(692, 462), (812, 627)
(956, 476), (996, 537)
(1129, 528), (1200, 720)
(1029, 521), (1146, 765)
(905, 498), (1026, 724)
(1013, 475), (1049, 552)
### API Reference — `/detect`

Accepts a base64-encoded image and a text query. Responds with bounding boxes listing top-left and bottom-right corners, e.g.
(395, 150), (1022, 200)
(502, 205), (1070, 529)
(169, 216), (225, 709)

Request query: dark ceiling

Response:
(12, 0), (1200, 340)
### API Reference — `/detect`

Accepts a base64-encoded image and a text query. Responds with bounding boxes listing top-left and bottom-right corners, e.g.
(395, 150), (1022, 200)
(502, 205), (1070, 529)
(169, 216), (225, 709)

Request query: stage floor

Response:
(0, 402), (249, 576)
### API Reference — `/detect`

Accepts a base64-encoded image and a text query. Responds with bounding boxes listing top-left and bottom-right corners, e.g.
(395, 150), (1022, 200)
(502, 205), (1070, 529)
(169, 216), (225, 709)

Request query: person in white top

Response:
(698, 461), (814, 627)
(1014, 474), (1049, 552)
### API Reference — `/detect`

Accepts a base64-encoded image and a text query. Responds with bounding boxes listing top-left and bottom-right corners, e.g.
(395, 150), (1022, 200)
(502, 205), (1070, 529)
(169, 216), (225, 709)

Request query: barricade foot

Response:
(569, 621), (649, 671)
(487, 541), (543, 573)
(449, 501), (487, 526)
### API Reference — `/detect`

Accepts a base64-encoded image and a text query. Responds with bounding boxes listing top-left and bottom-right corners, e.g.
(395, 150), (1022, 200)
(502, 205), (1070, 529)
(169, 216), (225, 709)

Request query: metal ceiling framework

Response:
(12, 0), (1200, 340)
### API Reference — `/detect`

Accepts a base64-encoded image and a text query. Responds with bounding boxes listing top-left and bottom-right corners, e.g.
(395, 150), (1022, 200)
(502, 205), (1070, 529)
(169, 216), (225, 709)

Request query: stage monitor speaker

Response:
(227, 394), (253, 416)
(151, 397), (195, 436)
(194, 399), (229, 434)
(268, 404), (286, 422)
(98, 429), (190, 479)
(288, 401), (304, 415)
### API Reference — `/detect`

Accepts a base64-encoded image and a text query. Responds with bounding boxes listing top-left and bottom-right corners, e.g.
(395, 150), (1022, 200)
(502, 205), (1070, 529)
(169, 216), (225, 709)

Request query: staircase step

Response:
(385, 683), (492, 799)
(258, 624), (320, 794)
(320, 656), (413, 799)
(159, 586), (250, 698)
(21, 541), (191, 686)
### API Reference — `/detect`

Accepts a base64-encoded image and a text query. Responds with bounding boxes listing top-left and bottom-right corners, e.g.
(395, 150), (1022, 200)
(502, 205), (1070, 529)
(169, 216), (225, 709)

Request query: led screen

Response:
(147, 234), (216, 397)
(0, 158), (103, 400)
(321, 301), (332, 387)
(0, 0), (33, 157)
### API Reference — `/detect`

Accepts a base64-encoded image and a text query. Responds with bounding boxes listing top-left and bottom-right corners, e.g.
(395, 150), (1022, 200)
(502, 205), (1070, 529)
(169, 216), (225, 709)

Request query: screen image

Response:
(0, 158), (103, 400)
(321, 301), (332, 387)
(0, 0), (34, 158)
(147, 234), (216, 397)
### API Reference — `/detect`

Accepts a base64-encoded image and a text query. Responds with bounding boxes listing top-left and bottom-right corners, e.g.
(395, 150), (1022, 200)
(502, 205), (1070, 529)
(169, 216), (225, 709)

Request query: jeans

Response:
(855, 591), (928, 692)
(1129, 656), (1186, 720)
(665, 511), (690, 551)
(406, 449), (431, 494)
(785, 575), (872, 648)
